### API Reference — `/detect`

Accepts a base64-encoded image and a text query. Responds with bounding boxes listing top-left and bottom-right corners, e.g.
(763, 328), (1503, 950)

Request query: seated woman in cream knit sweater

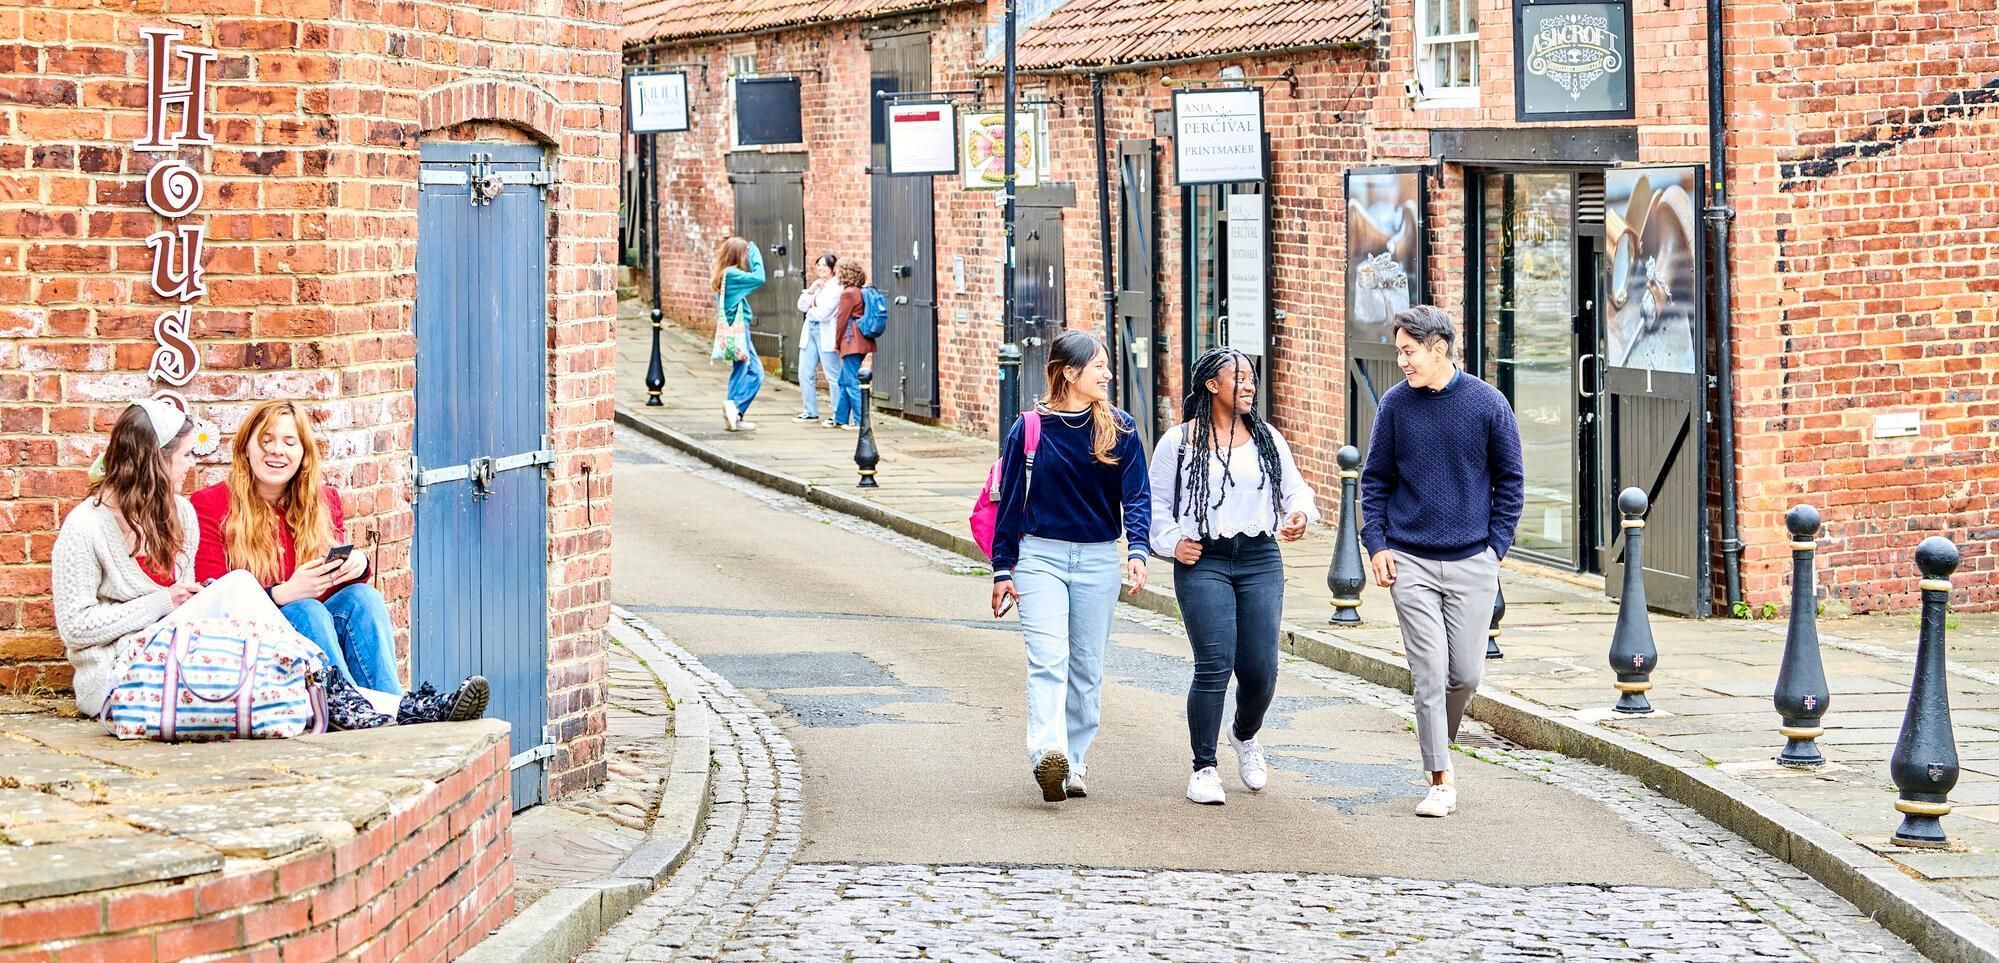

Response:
(50, 400), (200, 717)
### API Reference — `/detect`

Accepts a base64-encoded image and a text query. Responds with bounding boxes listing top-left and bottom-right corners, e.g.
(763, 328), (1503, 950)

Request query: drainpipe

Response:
(1707, 0), (1744, 613)
(1092, 73), (1116, 345)
(997, 0), (1022, 445)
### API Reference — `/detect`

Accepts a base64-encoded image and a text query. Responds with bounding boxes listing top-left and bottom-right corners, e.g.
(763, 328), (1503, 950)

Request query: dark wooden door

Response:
(1116, 138), (1160, 449)
(869, 30), (938, 416)
(1017, 202), (1067, 404)
(730, 153), (806, 378)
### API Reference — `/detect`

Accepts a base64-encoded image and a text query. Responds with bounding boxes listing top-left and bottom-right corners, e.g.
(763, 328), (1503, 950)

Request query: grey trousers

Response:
(1389, 548), (1501, 772)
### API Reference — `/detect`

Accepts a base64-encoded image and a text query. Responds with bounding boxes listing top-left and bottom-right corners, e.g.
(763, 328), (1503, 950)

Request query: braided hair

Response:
(1174, 348), (1286, 540)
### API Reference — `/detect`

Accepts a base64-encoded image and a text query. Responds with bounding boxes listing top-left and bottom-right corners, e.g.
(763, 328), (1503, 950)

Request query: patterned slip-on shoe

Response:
(325, 671), (393, 730)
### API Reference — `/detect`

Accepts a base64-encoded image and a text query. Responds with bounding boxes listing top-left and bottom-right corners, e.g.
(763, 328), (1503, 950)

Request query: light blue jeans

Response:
(727, 341), (764, 418)
(797, 323), (841, 420)
(281, 583), (403, 696)
(1013, 535), (1122, 770)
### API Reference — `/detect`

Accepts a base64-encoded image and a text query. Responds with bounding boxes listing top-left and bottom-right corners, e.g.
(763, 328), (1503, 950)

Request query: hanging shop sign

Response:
(136, 27), (216, 420)
(735, 77), (803, 146)
(1343, 168), (1429, 346)
(1224, 193), (1267, 357)
(1514, 0), (1635, 122)
(1172, 88), (1265, 185)
(886, 100), (957, 176)
(628, 71), (690, 133)
(958, 109), (1039, 191)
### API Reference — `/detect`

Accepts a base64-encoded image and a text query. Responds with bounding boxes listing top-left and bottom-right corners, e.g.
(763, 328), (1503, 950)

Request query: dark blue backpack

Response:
(858, 285), (889, 339)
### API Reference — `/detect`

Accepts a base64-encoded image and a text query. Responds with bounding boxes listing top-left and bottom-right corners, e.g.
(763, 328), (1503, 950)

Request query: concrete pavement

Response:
(616, 302), (1999, 959)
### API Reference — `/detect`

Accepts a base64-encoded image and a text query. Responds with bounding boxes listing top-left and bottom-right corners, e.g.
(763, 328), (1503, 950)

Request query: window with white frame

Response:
(1415, 0), (1478, 101)
(728, 53), (756, 150)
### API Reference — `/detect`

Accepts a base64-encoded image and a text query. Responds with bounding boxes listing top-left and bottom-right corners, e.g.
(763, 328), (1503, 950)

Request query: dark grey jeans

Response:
(1173, 533), (1285, 771)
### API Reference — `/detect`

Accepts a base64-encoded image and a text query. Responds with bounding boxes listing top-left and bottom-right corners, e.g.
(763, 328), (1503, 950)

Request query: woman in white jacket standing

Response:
(50, 399), (200, 717)
(1149, 348), (1318, 805)
(794, 252), (845, 425)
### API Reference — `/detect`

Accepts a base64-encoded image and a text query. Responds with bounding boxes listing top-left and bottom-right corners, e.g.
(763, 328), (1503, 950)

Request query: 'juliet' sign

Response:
(136, 27), (216, 412)
(1513, 0), (1635, 122)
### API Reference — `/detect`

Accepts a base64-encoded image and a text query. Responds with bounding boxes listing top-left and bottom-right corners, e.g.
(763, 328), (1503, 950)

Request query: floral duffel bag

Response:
(101, 618), (329, 742)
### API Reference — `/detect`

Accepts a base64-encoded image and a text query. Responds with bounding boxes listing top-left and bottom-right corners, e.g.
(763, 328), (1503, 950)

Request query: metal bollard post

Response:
(1487, 582), (1506, 660)
(1327, 445), (1366, 625)
(1774, 505), (1831, 768)
(1607, 488), (1658, 714)
(644, 307), (666, 406)
(1890, 536), (1961, 849)
(854, 368), (880, 488)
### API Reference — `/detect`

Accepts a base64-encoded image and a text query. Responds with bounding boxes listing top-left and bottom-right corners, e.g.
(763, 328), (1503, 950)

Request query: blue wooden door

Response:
(413, 142), (551, 810)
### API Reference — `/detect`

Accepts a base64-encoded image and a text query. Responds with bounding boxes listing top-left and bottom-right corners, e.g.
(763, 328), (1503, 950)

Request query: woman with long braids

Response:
(990, 330), (1151, 803)
(1149, 348), (1318, 805)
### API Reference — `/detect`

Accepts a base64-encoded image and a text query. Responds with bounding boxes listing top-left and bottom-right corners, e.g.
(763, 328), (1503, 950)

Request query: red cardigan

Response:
(190, 482), (366, 600)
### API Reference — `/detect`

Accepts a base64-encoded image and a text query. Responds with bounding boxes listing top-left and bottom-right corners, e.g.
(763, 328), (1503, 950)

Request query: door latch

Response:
(892, 264), (911, 279)
(469, 457), (495, 500)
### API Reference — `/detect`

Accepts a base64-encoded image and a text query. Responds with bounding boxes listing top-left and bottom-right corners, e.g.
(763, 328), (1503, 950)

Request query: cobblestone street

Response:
(586, 430), (1924, 961)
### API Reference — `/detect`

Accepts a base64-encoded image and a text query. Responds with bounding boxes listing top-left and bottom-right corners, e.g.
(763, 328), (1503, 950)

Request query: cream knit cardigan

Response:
(50, 497), (197, 717)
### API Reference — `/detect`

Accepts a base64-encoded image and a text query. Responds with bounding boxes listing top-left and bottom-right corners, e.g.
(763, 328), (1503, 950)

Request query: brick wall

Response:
(1, 0), (621, 792)
(0, 740), (513, 963)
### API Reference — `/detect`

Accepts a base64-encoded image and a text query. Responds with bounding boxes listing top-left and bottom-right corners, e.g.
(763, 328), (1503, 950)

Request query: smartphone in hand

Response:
(324, 544), (354, 566)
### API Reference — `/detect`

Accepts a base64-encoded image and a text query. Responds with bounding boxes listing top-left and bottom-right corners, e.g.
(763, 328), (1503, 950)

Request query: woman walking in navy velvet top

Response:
(989, 331), (1151, 803)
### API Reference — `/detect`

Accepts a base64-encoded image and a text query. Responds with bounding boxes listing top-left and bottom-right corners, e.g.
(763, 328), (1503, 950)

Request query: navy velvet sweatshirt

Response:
(1359, 370), (1526, 562)
(990, 407), (1151, 581)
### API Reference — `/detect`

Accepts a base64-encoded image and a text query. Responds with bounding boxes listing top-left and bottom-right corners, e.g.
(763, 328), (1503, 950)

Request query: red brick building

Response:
(623, 0), (1996, 615)
(1, 0), (623, 803)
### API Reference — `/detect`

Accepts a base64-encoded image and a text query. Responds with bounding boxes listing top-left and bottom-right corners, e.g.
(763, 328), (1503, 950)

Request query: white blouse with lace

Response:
(1147, 422), (1320, 554)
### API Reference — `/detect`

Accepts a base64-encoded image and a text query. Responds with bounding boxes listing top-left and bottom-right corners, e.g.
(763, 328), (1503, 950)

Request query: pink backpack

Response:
(970, 411), (1041, 559)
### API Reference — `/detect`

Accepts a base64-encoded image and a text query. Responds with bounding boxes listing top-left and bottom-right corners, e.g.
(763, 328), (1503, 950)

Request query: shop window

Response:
(1415, 0), (1478, 105)
(728, 53), (756, 151)
(1182, 181), (1267, 412)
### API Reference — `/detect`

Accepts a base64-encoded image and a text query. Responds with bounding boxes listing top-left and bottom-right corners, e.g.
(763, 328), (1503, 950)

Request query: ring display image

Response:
(1603, 167), (1700, 373)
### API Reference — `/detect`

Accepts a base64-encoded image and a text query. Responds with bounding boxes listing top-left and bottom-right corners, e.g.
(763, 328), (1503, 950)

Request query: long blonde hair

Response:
(1041, 330), (1124, 466)
(223, 400), (335, 583)
(710, 236), (750, 294)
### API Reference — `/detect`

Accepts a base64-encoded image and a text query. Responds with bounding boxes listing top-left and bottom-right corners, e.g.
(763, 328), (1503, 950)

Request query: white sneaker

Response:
(792, 412), (817, 422)
(722, 401), (741, 431)
(1227, 724), (1268, 792)
(1186, 767), (1226, 805)
(821, 418), (837, 428)
(1033, 751), (1070, 802)
(1065, 764), (1088, 798)
(735, 420), (758, 432)
(1415, 784), (1457, 818)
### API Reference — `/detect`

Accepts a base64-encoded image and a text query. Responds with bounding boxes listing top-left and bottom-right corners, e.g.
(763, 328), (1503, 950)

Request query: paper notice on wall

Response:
(1226, 192), (1266, 356)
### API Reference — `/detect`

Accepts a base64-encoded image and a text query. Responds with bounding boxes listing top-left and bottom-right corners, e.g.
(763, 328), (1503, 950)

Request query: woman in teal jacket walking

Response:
(713, 236), (767, 431)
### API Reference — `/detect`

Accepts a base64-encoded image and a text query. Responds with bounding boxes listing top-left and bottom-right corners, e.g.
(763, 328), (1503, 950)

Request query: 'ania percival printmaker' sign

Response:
(135, 27), (215, 412)
(1172, 88), (1265, 186)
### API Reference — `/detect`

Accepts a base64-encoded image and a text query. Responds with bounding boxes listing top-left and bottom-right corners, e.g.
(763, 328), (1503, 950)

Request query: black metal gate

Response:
(729, 152), (806, 379)
(868, 25), (938, 416)
(1115, 138), (1160, 448)
(1016, 187), (1072, 403)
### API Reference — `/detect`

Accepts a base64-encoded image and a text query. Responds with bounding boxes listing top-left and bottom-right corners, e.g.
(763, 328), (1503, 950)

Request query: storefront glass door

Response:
(1479, 172), (1581, 567)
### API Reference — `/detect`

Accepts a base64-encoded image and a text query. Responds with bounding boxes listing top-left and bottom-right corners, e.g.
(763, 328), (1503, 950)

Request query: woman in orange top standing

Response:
(192, 400), (486, 724)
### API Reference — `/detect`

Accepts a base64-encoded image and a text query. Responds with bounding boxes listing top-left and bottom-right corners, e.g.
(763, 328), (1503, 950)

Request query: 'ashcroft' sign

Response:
(1172, 88), (1265, 185)
(1514, 0), (1635, 121)
(136, 27), (215, 411)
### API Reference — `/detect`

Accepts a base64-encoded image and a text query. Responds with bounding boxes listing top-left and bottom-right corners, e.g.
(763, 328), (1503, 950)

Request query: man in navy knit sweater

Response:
(1360, 305), (1524, 819)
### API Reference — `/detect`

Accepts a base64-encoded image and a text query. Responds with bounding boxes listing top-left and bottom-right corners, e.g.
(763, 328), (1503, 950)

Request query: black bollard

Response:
(644, 307), (666, 406)
(1773, 505), (1831, 768)
(1487, 582), (1506, 660)
(854, 367), (880, 488)
(1607, 487), (1658, 714)
(1327, 445), (1366, 625)
(1890, 536), (1961, 849)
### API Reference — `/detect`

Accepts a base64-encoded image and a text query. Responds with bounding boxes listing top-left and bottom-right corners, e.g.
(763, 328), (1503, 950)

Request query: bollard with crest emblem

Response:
(1890, 536), (1962, 848)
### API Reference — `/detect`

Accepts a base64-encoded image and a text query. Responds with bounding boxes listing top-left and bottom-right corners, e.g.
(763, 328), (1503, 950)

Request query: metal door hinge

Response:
(418, 153), (555, 204)
(412, 437), (556, 498)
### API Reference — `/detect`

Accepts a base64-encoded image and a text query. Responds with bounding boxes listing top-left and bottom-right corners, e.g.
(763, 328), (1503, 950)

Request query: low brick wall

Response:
(0, 718), (515, 963)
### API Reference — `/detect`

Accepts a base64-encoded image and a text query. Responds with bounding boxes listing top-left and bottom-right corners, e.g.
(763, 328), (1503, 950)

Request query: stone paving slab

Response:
(617, 305), (1999, 958)
(0, 702), (507, 905)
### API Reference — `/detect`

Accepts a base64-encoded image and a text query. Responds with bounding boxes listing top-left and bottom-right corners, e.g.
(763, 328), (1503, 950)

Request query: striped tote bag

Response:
(101, 618), (329, 742)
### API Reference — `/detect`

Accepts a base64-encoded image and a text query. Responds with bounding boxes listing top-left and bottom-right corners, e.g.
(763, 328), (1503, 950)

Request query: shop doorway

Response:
(729, 152), (806, 378)
(868, 25), (939, 417)
(1471, 167), (1708, 616)
(1016, 187), (1071, 404)
(412, 142), (552, 811)
(1115, 138), (1160, 448)
(1183, 180), (1269, 423)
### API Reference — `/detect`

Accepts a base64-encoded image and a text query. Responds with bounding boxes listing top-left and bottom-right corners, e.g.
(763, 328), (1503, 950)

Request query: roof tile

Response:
(1009, 0), (1376, 70)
